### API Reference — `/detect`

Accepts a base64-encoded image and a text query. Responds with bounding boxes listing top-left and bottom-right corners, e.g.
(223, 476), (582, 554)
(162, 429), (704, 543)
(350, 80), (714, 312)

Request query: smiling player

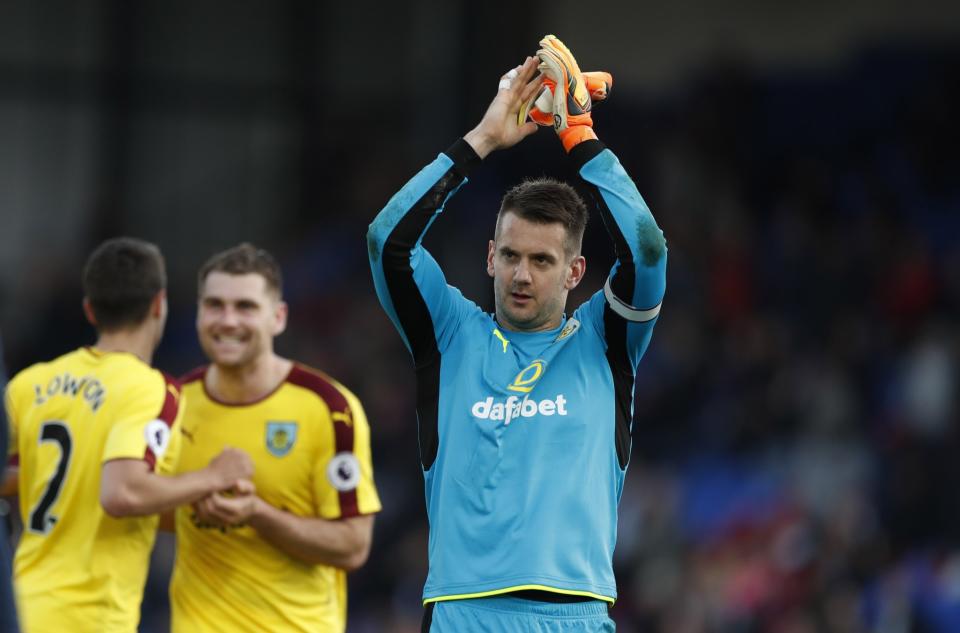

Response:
(169, 243), (381, 633)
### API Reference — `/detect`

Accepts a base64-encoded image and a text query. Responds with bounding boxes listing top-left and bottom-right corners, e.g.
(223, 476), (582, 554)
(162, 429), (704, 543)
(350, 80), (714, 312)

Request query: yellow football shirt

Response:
(4, 347), (182, 633)
(170, 363), (381, 633)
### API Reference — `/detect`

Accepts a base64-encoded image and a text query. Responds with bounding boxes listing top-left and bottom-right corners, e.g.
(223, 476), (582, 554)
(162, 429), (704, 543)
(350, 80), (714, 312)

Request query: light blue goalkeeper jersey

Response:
(367, 139), (666, 604)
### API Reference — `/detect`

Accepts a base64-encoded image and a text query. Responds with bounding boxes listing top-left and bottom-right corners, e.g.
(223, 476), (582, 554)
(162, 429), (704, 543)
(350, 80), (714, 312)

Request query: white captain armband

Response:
(604, 277), (662, 322)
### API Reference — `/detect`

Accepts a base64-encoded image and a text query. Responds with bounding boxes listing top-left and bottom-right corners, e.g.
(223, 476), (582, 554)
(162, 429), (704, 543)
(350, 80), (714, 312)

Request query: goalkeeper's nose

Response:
(512, 261), (533, 285)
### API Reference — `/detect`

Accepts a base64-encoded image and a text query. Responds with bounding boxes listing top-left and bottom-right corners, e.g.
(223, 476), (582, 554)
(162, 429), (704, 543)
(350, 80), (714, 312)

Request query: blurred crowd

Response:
(602, 44), (960, 633)
(5, 43), (959, 632)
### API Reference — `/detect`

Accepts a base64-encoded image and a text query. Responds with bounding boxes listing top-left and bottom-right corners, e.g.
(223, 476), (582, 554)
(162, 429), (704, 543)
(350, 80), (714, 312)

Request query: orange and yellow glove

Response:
(533, 35), (602, 152)
(520, 71), (612, 127)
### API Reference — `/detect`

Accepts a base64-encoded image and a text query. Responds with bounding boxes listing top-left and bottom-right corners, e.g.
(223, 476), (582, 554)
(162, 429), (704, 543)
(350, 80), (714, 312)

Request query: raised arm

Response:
(366, 57), (543, 357)
(576, 141), (667, 365)
(537, 35), (667, 472)
(367, 59), (543, 470)
(537, 35), (666, 365)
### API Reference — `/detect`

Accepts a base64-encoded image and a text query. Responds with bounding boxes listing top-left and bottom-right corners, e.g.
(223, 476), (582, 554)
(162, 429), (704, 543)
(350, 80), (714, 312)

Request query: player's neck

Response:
(207, 354), (293, 405)
(495, 310), (564, 334)
(93, 329), (156, 365)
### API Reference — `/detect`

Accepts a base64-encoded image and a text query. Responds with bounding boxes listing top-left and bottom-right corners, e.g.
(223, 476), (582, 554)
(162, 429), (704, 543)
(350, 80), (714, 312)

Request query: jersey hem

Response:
(101, 454), (152, 464)
(423, 584), (615, 606)
(324, 506), (382, 520)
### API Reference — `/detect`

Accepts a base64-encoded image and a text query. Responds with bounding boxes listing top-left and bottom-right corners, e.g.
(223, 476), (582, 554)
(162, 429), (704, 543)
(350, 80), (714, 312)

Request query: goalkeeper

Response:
(368, 35), (666, 632)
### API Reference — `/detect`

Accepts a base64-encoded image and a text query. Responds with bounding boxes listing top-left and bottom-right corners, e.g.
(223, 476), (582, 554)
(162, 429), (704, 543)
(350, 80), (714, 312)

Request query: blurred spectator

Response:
(0, 334), (20, 632)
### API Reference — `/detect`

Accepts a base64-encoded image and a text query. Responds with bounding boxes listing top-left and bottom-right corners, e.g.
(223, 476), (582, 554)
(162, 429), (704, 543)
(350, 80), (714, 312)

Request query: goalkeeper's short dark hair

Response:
(198, 243), (283, 298)
(497, 178), (588, 256)
(83, 237), (166, 332)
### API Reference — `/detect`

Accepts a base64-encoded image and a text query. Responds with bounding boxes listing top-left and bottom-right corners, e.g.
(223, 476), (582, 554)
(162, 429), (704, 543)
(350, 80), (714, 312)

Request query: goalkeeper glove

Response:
(520, 71), (612, 127)
(535, 34), (599, 152)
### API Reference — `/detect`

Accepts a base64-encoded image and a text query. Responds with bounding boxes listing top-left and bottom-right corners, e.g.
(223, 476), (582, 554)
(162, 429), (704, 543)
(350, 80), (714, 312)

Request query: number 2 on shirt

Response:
(28, 421), (73, 534)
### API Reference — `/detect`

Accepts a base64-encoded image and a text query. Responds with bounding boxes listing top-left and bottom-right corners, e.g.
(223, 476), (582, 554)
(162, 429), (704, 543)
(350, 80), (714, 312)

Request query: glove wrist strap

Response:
(559, 126), (598, 152)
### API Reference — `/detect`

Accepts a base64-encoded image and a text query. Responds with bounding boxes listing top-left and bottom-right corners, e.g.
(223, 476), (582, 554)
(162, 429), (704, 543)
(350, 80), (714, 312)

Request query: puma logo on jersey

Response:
(471, 394), (569, 425)
(331, 410), (353, 426)
(493, 328), (510, 353)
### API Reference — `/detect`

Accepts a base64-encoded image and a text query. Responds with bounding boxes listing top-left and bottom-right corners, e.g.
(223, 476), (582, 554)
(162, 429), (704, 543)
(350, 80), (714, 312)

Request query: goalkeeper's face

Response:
(487, 212), (585, 333)
(197, 271), (288, 369)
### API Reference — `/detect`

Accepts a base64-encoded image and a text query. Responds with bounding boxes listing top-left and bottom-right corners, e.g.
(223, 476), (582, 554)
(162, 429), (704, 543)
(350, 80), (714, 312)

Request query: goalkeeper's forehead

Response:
(494, 209), (580, 255)
(495, 207), (570, 232)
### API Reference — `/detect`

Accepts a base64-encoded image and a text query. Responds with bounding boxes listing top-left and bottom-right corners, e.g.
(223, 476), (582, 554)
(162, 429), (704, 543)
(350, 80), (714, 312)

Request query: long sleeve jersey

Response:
(368, 138), (666, 603)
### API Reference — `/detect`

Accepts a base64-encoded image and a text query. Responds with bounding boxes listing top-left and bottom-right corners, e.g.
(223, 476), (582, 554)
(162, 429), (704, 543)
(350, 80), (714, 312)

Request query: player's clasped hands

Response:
(207, 446), (254, 490)
(196, 447), (258, 528)
(193, 482), (259, 529)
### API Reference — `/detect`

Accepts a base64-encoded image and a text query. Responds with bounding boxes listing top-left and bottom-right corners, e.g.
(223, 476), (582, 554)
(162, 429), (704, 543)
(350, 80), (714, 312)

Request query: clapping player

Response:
(368, 36), (666, 631)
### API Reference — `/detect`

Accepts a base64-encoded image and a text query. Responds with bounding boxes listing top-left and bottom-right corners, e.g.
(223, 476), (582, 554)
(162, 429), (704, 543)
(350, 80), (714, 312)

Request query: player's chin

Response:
(503, 305), (541, 328)
(202, 344), (251, 368)
(211, 352), (252, 369)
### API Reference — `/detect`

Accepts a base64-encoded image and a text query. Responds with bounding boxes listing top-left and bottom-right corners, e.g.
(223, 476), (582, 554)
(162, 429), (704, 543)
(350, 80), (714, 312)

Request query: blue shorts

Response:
(424, 596), (615, 632)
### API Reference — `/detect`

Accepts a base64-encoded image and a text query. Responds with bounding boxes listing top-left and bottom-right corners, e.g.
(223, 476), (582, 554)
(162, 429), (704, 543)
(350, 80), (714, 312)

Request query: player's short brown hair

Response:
(82, 237), (166, 332)
(197, 243), (283, 298)
(496, 178), (589, 257)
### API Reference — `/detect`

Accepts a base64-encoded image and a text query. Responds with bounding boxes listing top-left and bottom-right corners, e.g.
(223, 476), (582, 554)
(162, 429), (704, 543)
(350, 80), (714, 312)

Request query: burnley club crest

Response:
(265, 421), (298, 457)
